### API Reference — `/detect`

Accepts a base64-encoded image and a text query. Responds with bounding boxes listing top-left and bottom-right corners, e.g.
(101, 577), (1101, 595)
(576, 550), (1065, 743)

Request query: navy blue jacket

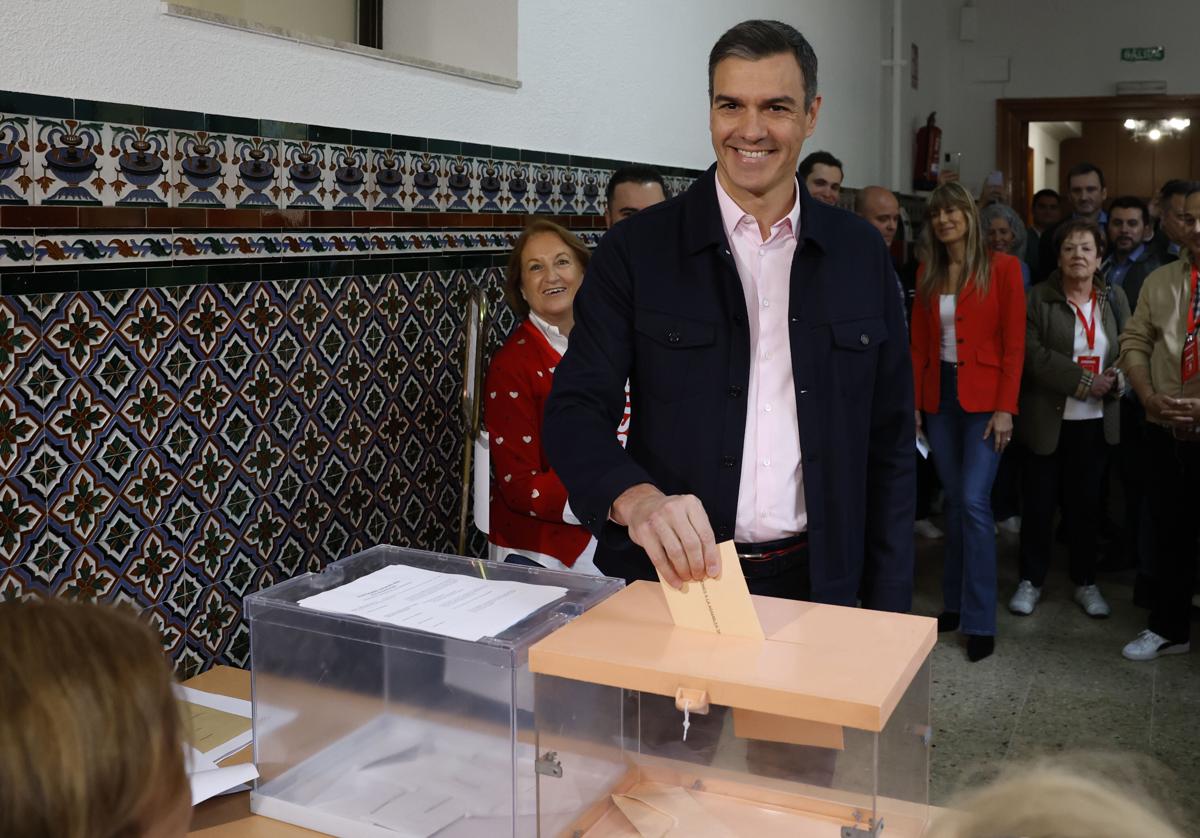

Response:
(543, 166), (915, 612)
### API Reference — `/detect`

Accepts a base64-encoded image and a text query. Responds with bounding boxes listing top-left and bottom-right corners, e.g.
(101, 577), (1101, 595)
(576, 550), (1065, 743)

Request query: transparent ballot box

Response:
(528, 581), (936, 837)
(245, 545), (623, 837)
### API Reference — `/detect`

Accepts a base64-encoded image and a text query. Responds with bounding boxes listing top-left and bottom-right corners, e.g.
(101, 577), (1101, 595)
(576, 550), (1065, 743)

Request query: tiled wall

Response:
(0, 89), (699, 677)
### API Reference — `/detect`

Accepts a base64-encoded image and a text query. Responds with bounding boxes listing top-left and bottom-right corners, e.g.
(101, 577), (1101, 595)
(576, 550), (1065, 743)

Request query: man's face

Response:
(1161, 193), (1188, 246)
(710, 52), (820, 207)
(1032, 195), (1060, 230)
(860, 189), (900, 246)
(1068, 172), (1106, 219)
(1182, 192), (1200, 256)
(1107, 207), (1145, 257)
(605, 181), (667, 228)
(805, 163), (843, 206)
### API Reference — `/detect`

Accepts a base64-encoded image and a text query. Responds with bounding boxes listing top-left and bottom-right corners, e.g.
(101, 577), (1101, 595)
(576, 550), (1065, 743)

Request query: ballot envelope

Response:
(246, 546), (934, 837)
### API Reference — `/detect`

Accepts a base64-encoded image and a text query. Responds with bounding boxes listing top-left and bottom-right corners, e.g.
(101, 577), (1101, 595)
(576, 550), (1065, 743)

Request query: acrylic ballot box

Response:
(245, 545), (623, 837)
(528, 580), (937, 838)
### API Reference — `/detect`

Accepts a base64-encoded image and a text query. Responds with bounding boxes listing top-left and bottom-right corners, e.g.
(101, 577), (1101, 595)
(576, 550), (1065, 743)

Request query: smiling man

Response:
(544, 20), (914, 612)
(798, 150), (844, 206)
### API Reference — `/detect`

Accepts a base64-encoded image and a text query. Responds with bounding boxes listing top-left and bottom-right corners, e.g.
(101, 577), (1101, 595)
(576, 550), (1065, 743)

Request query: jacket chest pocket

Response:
(634, 309), (718, 403)
(829, 316), (888, 393)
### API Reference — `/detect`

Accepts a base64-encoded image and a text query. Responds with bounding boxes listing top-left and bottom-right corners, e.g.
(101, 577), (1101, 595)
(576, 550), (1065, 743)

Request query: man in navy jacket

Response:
(543, 20), (914, 613)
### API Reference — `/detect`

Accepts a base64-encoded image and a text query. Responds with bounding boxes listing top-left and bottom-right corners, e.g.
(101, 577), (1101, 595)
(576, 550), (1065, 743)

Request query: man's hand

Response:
(983, 410), (1013, 453)
(1155, 395), (1200, 426)
(611, 484), (720, 589)
(1089, 368), (1118, 399)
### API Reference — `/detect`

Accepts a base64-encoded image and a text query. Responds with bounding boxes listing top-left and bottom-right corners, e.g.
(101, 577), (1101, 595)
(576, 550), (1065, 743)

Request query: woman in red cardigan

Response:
(911, 181), (1026, 662)
(485, 220), (616, 573)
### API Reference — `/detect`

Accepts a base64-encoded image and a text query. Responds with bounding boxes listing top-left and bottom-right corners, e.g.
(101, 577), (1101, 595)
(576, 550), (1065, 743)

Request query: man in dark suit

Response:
(543, 19), (914, 613)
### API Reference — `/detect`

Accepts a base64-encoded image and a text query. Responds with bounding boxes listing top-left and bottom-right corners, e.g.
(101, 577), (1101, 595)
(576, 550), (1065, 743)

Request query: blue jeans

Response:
(924, 363), (1002, 636)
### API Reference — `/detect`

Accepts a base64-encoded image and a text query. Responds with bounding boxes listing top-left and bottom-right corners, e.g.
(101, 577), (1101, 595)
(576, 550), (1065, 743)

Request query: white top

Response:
(1063, 296), (1109, 421)
(939, 295), (957, 363)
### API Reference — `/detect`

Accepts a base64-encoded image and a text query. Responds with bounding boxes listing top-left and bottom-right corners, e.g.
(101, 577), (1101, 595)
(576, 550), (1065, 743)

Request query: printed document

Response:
(297, 564), (567, 641)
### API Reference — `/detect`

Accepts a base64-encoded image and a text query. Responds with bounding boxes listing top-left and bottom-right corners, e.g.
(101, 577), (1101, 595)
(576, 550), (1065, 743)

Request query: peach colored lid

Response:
(529, 581), (936, 732)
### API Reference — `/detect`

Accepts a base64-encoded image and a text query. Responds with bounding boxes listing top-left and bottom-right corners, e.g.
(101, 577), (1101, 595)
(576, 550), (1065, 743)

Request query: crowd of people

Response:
(3, 17), (1196, 838)
(484, 22), (1200, 670)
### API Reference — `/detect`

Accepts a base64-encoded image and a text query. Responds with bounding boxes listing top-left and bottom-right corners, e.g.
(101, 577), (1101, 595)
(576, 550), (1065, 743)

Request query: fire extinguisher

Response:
(913, 112), (941, 191)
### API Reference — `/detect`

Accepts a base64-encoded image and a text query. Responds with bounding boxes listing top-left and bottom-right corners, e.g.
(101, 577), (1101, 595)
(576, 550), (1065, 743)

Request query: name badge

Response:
(1077, 355), (1101, 375)
(1183, 335), (1199, 384)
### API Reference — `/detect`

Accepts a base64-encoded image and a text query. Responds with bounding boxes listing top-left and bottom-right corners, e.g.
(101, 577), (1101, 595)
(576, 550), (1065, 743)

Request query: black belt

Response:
(734, 533), (808, 578)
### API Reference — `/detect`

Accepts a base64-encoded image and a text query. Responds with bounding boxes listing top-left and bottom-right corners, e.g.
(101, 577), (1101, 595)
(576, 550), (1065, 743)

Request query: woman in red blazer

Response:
(485, 220), (614, 573)
(911, 181), (1026, 662)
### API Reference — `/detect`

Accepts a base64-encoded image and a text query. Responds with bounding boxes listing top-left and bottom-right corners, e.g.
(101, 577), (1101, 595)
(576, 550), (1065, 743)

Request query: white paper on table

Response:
(297, 564), (567, 642)
(174, 684), (253, 763)
(190, 763), (260, 806)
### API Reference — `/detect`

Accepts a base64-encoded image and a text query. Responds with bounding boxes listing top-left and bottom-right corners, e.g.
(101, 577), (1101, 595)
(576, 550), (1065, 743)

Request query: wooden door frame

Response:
(997, 95), (1200, 218)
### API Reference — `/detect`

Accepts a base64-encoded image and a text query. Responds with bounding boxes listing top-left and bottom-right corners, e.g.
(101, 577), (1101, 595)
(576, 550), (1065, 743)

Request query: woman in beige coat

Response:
(1010, 219), (1130, 619)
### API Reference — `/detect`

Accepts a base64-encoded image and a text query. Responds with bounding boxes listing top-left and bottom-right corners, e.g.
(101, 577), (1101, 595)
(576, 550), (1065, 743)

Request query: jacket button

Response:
(716, 526), (730, 539)
(957, 338), (964, 344)
(722, 455), (737, 468)
(957, 361), (965, 367)
(666, 330), (681, 344)
(859, 333), (870, 345)
(727, 385), (743, 397)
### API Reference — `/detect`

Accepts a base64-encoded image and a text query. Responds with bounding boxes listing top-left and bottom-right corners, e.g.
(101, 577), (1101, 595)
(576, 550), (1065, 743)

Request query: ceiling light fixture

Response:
(1124, 117), (1192, 141)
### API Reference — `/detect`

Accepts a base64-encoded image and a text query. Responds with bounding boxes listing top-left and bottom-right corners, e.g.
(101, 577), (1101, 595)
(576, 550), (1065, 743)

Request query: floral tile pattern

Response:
(0, 266), (514, 674)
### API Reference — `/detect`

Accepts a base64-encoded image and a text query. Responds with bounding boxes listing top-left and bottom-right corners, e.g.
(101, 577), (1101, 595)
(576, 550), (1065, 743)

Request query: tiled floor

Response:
(916, 525), (1200, 822)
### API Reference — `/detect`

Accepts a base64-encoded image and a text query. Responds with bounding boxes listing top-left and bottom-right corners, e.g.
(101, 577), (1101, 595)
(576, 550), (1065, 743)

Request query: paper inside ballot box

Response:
(658, 541), (764, 640)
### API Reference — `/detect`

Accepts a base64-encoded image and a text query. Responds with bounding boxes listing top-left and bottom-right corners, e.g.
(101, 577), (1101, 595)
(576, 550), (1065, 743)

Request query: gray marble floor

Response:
(916, 526), (1200, 825)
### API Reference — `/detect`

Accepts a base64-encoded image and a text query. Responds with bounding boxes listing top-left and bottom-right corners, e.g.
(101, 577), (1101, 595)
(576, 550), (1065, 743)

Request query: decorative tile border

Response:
(0, 229), (604, 269)
(0, 89), (700, 222)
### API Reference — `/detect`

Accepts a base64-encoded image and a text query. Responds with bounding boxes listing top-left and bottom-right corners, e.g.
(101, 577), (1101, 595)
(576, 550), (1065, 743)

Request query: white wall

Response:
(1027, 123), (1057, 194)
(381, 0), (518, 82)
(893, 0), (957, 192)
(937, 0), (1200, 191)
(0, 0), (888, 180)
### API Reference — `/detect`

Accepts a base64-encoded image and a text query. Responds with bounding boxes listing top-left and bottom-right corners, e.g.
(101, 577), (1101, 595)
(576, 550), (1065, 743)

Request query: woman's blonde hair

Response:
(504, 219), (591, 319)
(0, 598), (188, 838)
(926, 755), (1185, 838)
(918, 180), (991, 303)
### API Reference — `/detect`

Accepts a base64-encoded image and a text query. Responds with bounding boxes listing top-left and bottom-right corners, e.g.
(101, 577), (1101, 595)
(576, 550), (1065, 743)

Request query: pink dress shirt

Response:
(715, 176), (807, 542)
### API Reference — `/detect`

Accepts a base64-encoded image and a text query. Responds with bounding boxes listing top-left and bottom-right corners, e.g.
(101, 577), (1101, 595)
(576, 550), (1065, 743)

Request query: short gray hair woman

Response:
(980, 203), (1031, 287)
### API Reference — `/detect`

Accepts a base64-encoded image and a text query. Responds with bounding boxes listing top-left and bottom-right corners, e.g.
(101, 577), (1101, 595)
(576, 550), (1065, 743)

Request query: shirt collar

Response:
(714, 175), (801, 244)
(528, 312), (568, 354)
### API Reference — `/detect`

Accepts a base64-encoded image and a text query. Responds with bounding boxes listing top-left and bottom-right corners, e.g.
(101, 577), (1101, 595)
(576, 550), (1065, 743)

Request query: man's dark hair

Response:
(1161, 178), (1200, 202)
(1066, 162), (1105, 189)
(1108, 195), (1150, 226)
(799, 150), (843, 181)
(1031, 188), (1060, 205)
(708, 19), (818, 108)
(604, 165), (668, 206)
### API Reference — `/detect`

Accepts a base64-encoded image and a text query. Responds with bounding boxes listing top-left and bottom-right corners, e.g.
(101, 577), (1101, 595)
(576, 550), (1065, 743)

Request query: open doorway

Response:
(997, 95), (1200, 220)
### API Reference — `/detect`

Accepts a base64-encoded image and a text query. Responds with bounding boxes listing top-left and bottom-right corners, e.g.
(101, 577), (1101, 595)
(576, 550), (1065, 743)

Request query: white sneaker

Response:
(1008, 580), (1041, 615)
(914, 518), (943, 539)
(1074, 584), (1111, 618)
(997, 515), (1022, 535)
(1122, 629), (1190, 661)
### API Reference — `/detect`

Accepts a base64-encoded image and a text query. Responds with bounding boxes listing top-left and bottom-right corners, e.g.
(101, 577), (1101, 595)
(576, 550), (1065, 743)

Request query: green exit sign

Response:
(1122, 46), (1164, 62)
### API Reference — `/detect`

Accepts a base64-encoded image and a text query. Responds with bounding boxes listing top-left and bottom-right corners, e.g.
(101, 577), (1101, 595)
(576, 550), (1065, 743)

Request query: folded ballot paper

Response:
(658, 541), (764, 639)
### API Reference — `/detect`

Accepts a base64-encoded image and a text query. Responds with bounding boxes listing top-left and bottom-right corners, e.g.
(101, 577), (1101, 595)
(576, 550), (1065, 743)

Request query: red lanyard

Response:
(1188, 264), (1199, 338)
(1069, 291), (1098, 351)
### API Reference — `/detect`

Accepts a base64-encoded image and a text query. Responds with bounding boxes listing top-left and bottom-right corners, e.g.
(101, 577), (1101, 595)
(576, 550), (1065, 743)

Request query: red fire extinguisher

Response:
(913, 112), (941, 191)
